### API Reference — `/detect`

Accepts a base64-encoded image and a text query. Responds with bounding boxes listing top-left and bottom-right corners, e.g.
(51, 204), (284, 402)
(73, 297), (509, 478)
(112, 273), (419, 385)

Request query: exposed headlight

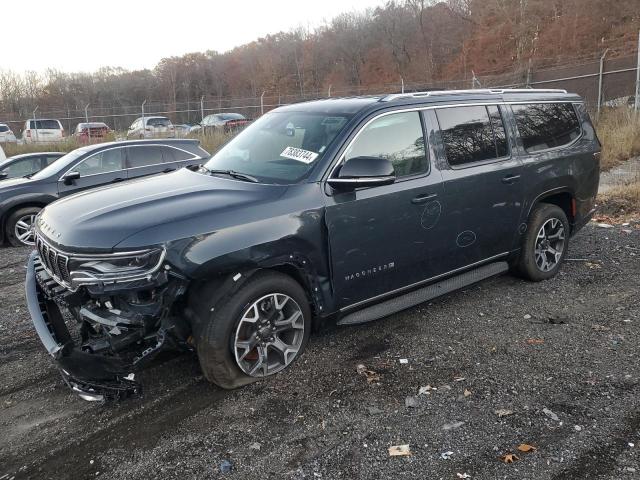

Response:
(68, 248), (165, 285)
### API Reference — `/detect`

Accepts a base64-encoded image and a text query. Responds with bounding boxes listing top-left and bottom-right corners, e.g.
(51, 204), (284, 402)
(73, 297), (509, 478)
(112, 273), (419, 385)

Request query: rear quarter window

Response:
(511, 103), (581, 153)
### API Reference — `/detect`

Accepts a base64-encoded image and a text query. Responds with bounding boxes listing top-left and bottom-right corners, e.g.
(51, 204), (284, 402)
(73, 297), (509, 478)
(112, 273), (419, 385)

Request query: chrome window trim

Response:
(325, 100), (584, 181)
(125, 144), (200, 170)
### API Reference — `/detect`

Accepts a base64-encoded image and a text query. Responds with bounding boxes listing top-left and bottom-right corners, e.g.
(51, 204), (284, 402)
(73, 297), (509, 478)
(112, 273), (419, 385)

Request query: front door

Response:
(325, 110), (447, 309)
(429, 105), (524, 268)
(58, 147), (127, 197)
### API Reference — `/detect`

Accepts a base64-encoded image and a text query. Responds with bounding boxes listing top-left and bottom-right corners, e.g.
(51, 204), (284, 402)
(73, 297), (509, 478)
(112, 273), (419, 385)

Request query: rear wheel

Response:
(6, 207), (41, 247)
(515, 203), (569, 281)
(193, 272), (311, 389)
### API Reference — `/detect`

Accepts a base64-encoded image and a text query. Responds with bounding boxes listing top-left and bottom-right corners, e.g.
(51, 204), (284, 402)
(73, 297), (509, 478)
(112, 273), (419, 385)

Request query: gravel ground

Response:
(0, 222), (639, 480)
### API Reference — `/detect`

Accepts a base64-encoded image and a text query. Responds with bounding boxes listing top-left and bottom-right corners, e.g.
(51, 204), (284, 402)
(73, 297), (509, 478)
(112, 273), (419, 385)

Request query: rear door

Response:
(430, 104), (524, 269)
(57, 147), (127, 197)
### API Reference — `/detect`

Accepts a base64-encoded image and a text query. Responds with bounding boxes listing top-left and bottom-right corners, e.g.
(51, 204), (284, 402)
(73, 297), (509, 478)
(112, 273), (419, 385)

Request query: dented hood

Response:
(37, 168), (288, 251)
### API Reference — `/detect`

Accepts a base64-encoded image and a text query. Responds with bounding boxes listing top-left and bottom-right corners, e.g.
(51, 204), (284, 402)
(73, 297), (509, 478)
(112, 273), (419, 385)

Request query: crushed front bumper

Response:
(25, 252), (142, 401)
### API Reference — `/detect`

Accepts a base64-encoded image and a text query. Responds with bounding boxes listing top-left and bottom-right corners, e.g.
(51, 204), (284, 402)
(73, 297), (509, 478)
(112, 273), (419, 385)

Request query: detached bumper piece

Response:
(25, 252), (142, 401)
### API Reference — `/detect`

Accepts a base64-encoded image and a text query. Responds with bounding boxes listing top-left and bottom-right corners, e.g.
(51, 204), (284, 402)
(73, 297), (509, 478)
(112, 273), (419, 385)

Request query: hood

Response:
(0, 176), (32, 188)
(37, 169), (288, 251)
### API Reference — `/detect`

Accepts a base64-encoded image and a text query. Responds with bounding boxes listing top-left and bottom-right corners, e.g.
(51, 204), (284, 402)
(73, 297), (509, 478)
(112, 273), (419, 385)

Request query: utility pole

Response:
(597, 48), (610, 117)
(635, 30), (640, 112)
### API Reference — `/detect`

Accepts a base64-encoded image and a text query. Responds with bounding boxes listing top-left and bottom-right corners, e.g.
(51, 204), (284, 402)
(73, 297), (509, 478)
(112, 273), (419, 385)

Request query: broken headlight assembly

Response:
(68, 248), (166, 286)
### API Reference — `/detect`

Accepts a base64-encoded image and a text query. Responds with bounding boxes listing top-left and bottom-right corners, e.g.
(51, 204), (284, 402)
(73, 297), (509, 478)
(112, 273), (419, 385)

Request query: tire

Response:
(6, 207), (41, 247)
(193, 271), (312, 389)
(515, 203), (570, 281)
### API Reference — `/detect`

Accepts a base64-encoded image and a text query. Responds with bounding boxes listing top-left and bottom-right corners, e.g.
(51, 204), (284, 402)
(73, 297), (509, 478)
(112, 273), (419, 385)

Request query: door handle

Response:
(411, 193), (438, 204)
(501, 174), (521, 184)
(163, 168), (175, 173)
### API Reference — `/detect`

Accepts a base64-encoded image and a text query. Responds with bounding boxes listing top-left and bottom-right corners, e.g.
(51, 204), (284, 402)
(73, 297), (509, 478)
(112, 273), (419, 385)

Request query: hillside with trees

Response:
(0, 0), (638, 121)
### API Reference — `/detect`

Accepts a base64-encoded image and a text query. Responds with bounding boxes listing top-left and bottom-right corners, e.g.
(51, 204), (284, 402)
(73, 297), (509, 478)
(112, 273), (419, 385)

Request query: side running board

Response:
(337, 261), (509, 326)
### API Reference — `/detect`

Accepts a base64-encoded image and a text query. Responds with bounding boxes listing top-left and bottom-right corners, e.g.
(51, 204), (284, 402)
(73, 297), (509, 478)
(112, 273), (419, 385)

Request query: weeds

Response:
(597, 180), (640, 218)
(595, 108), (640, 171)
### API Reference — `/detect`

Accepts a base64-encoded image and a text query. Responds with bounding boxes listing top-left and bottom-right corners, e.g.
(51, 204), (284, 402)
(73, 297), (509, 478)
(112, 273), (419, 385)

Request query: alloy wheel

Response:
(14, 214), (37, 246)
(233, 293), (305, 377)
(534, 217), (565, 272)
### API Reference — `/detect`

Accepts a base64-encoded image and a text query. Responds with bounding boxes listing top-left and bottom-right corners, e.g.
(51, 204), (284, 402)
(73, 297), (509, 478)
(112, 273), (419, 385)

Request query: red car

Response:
(74, 122), (111, 143)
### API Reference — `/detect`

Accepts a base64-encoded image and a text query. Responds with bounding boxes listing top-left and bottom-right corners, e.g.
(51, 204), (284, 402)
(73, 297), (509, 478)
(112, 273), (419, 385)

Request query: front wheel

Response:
(515, 203), (570, 281)
(193, 272), (311, 389)
(6, 207), (41, 247)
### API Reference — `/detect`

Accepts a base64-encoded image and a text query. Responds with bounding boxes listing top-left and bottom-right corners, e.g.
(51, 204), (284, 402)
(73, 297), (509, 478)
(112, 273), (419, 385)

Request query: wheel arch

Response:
(1, 200), (50, 242)
(528, 188), (575, 230)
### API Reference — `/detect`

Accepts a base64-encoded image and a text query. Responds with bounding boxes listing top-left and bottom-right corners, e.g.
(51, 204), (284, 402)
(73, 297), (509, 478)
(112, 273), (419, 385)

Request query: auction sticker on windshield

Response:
(280, 146), (318, 164)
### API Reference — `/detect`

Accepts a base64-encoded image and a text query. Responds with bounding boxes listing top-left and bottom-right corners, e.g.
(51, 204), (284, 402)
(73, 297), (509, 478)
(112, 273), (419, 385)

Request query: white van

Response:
(22, 119), (65, 144)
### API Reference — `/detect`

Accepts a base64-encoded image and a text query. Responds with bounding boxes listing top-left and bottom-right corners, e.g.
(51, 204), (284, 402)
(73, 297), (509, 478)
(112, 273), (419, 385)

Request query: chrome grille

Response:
(35, 233), (71, 285)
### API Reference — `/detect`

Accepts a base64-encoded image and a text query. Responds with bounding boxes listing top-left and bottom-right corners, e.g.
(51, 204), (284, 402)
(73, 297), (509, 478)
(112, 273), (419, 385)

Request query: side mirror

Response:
(0, 172), (7, 180)
(62, 171), (81, 185)
(327, 156), (396, 190)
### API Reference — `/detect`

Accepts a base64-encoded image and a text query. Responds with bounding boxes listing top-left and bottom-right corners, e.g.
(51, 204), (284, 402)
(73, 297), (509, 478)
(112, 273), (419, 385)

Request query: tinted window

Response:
(344, 111), (428, 177)
(0, 125), (9, 132)
(127, 146), (165, 168)
(31, 120), (61, 130)
(437, 106), (504, 166)
(166, 147), (194, 161)
(44, 155), (61, 166)
(5, 158), (40, 178)
(75, 148), (124, 175)
(511, 103), (581, 152)
(147, 118), (171, 127)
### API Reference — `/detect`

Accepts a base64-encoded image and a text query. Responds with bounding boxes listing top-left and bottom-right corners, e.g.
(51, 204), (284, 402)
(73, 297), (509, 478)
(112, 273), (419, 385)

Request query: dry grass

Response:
(595, 108), (640, 171)
(597, 180), (640, 218)
(192, 130), (233, 155)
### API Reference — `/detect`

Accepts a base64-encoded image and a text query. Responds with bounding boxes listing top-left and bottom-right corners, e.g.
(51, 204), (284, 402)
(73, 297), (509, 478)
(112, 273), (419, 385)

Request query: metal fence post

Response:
(401, 77), (405, 93)
(32, 106), (39, 142)
(597, 48), (610, 117)
(260, 91), (266, 116)
(141, 100), (146, 138)
(635, 30), (640, 112)
(327, 85), (332, 98)
(200, 96), (205, 122)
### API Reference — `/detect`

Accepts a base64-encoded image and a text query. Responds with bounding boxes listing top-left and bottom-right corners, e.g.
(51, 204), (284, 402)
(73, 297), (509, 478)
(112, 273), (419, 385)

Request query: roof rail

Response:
(380, 88), (568, 102)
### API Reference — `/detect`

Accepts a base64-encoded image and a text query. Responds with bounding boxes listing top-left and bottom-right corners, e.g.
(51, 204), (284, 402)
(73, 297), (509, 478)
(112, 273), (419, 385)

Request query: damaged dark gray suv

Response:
(25, 89), (600, 400)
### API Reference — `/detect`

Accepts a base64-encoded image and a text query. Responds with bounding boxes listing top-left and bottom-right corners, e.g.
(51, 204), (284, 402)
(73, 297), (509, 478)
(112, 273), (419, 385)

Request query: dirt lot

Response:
(1, 222), (639, 480)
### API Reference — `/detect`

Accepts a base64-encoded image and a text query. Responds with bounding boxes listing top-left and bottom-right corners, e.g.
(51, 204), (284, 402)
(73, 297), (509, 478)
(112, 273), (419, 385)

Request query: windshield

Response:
(31, 147), (93, 180)
(203, 111), (350, 184)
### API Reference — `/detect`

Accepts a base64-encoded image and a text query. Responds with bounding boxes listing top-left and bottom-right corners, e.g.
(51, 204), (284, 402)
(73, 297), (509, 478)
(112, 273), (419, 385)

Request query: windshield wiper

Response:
(23, 173), (35, 179)
(201, 167), (258, 183)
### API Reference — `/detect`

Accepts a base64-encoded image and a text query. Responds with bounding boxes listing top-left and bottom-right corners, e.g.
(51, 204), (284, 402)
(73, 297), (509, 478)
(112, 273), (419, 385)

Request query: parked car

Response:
(174, 124), (192, 137)
(0, 144), (5, 162)
(190, 113), (250, 134)
(24, 89), (600, 401)
(0, 152), (65, 181)
(127, 116), (175, 139)
(0, 123), (17, 143)
(74, 122), (111, 143)
(0, 139), (209, 246)
(22, 119), (65, 144)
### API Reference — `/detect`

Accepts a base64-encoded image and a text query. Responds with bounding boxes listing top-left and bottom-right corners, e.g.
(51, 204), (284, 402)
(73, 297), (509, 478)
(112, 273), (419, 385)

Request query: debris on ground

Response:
(399, 358), (409, 364)
(456, 474), (471, 479)
(494, 408), (514, 417)
(526, 339), (545, 345)
(249, 442), (261, 451)
(356, 364), (380, 384)
(501, 453), (519, 463)
(388, 445), (412, 457)
(442, 421), (464, 431)
(463, 389), (472, 397)
(597, 223), (614, 228)
(367, 406), (383, 415)
(516, 443), (537, 452)
(405, 396), (418, 408)
(523, 314), (532, 319)
(418, 385), (436, 395)
(220, 460), (233, 474)
(542, 407), (560, 421)
(440, 451), (454, 460)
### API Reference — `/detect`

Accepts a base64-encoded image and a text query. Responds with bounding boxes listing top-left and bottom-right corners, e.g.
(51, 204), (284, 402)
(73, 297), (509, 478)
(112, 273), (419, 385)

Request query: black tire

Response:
(6, 206), (41, 247)
(515, 203), (570, 281)
(193, 271), (312, 389)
